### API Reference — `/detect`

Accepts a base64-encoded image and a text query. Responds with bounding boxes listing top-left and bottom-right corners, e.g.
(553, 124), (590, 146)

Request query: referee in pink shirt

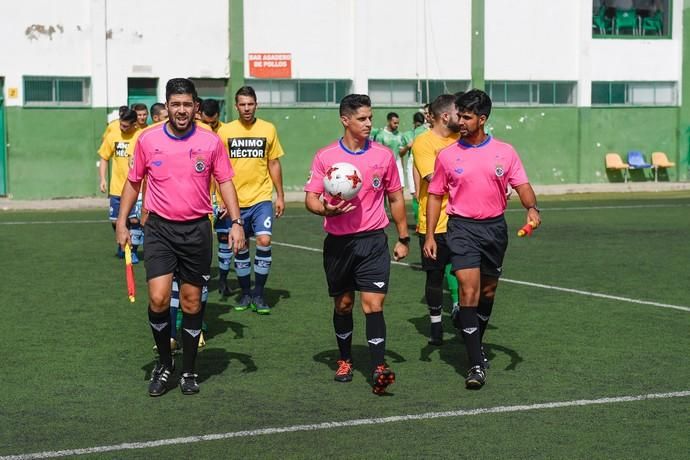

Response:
(305, 94), (409, 395)
(424, 89), (541, 389)
(116, 78), (245, 397)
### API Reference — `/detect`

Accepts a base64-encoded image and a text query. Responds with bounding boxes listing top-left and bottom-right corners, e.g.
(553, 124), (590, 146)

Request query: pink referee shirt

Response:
(428, 136), (529, 219)
(128, 123), (234, 221)
(305, 139), (402, 236)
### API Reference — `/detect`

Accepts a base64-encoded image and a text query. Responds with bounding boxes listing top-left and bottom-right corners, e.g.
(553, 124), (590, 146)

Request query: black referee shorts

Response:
(447, 215), (508, 278)
(418, 232), (452, 271)
(144, 213), (212, 286)
(323, 230), (390, 297)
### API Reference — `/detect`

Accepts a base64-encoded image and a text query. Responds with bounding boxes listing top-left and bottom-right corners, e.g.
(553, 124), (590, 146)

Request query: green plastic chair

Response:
(642, 11), (663, 35)
(593, 6), (612, 35)
(615, 8), (638, 35)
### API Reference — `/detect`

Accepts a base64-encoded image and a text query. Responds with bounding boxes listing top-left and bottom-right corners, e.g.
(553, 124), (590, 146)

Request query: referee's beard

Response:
(170, 116), (192, 133)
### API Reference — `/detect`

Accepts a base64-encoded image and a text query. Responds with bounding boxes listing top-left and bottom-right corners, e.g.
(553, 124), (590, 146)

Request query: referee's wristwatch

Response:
(398, 236), (411, 246)
(231, 217), (244, 226)
(528, 205), (541, 213)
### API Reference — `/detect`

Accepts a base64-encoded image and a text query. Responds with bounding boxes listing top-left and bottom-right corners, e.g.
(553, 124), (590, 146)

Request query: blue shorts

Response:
(109, 195), (140, 222)
(216, 200), (273, 238)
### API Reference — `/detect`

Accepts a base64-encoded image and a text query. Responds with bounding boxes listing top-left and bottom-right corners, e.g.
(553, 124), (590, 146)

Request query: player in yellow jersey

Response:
(150, 102), (168, 123)
(98, 108), (143, 262)
(132, 103), (149, 130)
(216, 86), (285, 314)
(102, 105), (129, 141)
(412, 94), (462, 346)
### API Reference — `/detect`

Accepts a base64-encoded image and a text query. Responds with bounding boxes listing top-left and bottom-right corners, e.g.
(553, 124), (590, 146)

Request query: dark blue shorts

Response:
(418, 232), (452, 271)
(144, 214), (212, 286)
(215, 200), (273, 238)
(323, 230), (390, 297)
(108, 195), (139, 222)
(447, 215), (508, 278)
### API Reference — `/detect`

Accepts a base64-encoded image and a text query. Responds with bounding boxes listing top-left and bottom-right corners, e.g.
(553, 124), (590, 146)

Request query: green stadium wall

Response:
(2, 105), (686, 199)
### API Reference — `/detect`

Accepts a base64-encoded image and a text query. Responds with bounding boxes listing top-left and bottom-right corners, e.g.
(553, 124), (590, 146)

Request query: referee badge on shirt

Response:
(495, 164), (505, 177)
(372, 175), (382, 189)
(194, 157), (206, 173)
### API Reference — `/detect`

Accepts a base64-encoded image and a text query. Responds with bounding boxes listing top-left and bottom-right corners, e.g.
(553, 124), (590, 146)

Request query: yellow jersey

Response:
(102, 119), (120, 140)
(98, 127), (140, 196)
(412, 130), (460, 234)
(216, 118), (284, 208)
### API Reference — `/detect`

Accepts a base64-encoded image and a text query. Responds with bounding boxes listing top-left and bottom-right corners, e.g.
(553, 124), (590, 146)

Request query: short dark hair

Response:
(430, 94), (457, 119)
(120, 108), (138, 123)
(235, 86), (257, 102)
(150, 102), (166, 117)
(339, 94), (371, 117)
(165, 78), (198, 102)
(200, 99), (220, 117)
(386, 112), (399, 121)
(413, 112), (425, 124)
(117, 105), (129, 118)
(456, 89), (492, 118)
(131, 103), (148, 112)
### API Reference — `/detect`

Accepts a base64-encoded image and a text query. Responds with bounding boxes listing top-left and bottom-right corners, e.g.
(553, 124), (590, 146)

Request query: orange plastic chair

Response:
(605, 153), (630, 183)
(651, 152), (675, 182)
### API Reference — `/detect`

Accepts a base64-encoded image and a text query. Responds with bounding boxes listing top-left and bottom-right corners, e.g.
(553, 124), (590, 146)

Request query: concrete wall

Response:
(0, 0), (686, 199)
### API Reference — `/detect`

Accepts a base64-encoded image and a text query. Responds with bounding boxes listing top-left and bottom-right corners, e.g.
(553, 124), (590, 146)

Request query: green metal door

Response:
(0, 91), (6, 196)
(127, 95), (158, 125)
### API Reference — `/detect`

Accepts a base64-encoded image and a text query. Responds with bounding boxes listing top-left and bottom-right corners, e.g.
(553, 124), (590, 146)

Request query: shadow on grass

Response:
(203, 301), (248, 341)
(407, 313), (521, 374)
(141, 347), (257, 384)
(313, 345), (406, 383)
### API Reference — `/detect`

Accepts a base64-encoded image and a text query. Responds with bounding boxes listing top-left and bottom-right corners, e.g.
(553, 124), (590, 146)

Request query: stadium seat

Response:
(614, 8), (639, 35)
(627, 151), (652, 169)
(651, 151), (675, 182)
(593, 6), (612, 35)
(605, 153), (630, 183)
(627, 151), (653, 181)
(642, 11), (663, 36)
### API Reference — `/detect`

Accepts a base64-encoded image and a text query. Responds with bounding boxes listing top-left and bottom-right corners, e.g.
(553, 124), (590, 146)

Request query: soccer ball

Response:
(323, 162), (363, 201)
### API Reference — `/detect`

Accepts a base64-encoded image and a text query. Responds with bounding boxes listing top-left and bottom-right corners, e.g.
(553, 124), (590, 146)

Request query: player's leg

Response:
(153, 274), (180, 353)
(447, 217), (486, 389)
(214, 214), (232, 297)
(405, 153), (418, 221)
(143, 215), (178, 397)
(109, 196), (124, 258)
(333, 291), (356, 382)
(418, 234), (445, 345)
(446, 263), (461, 327)
(454, 267), (485, 388)
(127, 194), (144, 263)
(475, 217), (508, 370)
(233, 208), (253, 311)
(175, 217), (213, 395)
(147, 274), (175, 396)
(477, 276), (499, 369)
(199, 283), (208, 348)
(324, 233), (357, 383)
(356, 231), (394, 395)
(249, 201), (274, 314)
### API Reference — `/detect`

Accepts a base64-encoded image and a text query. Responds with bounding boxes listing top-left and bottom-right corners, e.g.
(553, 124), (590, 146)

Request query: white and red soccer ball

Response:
(323, 162), (363, 200)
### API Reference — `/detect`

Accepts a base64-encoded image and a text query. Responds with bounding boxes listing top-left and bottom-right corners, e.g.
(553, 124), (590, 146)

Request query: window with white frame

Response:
(24, 76), (91, 107)
(591, 81), (676, 105)
(486, 81), (577, 106)
(248, 79), (351, 106)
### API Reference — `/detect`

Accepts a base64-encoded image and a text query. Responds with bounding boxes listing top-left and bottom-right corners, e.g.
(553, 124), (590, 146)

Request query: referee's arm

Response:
(387, 189), (409, 261)
(513, 183), (541, 228)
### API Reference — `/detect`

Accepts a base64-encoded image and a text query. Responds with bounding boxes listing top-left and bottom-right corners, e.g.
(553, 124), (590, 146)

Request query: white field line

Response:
(3, 390), (689, 460)
(1, 201), (689, 225)
(270, 241), (690, 313)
